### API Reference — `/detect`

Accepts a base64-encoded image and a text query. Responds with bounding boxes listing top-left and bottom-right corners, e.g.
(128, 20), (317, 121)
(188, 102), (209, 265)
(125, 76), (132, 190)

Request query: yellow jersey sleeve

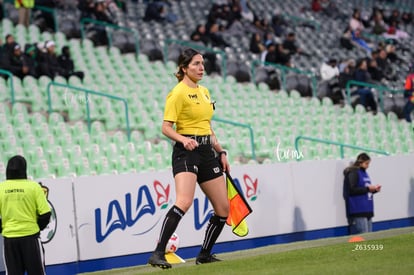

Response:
(163, 82), (214, 136)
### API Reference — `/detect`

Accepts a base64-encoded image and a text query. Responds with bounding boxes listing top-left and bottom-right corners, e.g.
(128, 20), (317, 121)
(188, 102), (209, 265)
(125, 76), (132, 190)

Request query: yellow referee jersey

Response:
(0, 179), (51, 238)
(163, 81), (214, 136)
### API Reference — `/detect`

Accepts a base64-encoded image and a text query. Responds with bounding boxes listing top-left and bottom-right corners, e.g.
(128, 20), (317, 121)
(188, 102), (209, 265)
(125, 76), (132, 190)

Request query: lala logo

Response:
(232, 174), (259, 202)
(243, 174), (258, 201)
(94, 180), (172, 243)
(154, 180), (170, 209)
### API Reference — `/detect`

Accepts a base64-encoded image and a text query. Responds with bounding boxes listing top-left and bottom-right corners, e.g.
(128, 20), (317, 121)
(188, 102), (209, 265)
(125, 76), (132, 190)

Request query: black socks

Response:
(199, 214), (227, 256)
(155, 205), (185, 252)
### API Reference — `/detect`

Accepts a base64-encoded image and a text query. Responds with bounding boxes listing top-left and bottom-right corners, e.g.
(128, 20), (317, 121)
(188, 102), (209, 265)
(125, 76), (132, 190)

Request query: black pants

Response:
(3, 233), (46, 275)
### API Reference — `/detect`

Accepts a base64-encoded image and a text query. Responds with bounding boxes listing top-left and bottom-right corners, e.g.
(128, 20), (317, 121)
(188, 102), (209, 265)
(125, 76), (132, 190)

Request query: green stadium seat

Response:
(93, 156), (113, 175)
(73, 157), (92, 177)
(32, 159), (56, 179)
(55, 158), (76, 178)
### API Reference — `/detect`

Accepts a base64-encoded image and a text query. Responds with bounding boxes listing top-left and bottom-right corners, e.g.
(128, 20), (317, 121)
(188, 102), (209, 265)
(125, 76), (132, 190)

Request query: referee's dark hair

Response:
(175, 48), (201, 82)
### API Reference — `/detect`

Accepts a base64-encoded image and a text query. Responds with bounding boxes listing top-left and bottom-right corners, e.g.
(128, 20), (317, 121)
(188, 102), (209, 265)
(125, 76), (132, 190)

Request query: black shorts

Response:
(172, 138), (223, 183)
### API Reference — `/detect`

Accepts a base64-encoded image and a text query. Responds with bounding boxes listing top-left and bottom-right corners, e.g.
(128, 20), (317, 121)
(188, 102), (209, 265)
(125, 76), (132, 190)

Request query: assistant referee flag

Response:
(226, 172), (252, 237)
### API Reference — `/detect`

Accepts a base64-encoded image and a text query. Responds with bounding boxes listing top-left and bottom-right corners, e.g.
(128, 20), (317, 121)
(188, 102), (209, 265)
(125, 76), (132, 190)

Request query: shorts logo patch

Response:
(213, 167), (220, 173)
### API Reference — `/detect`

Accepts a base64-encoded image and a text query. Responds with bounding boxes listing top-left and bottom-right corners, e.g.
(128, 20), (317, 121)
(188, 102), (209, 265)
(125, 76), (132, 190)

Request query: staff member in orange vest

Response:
(403, 62), (414, 123)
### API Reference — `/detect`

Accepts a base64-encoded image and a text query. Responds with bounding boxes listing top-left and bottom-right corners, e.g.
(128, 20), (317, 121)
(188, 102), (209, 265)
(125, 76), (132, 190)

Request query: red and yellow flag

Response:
(226, 172), (252, 237)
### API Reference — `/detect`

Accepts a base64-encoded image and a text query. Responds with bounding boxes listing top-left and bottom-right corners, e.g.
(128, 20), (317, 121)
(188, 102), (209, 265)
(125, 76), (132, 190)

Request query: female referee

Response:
(148, 48), (230, 269)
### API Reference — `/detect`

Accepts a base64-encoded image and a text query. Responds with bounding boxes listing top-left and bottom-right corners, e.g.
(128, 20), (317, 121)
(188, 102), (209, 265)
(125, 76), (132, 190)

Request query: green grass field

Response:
(82, 227), (414, 275)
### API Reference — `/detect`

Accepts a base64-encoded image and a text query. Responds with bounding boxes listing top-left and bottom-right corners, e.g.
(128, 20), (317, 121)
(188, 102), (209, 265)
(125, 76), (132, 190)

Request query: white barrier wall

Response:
(1, 154), (413, 269)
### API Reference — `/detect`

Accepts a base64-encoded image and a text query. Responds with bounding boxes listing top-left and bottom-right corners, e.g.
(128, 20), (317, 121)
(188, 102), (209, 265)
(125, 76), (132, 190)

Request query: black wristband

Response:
(218, 151), (227, 156)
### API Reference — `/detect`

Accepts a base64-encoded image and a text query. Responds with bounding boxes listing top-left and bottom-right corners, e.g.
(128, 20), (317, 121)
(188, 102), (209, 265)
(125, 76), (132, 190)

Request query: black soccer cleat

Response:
(195, 254), (222, 265)
(148, 251), (172, 269)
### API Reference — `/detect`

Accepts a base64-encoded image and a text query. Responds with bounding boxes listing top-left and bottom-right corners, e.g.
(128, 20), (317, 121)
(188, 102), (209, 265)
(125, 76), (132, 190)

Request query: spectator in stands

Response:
(353, 58), (377, 112)
(3, 44), (30, 79)
(78, 0), (95, 19)
(143, 0), (177, 23)
(249, 32), (265, 54)
(39, 40), (65, 79)
(319, 58), (341, 103)
(366, 50), (384, 83)
(343, 153), (381, 234)
(311, 0), (322, 12)
(15, 0), (34, 27)
(58, 46), (85, 82)
(88, 0), (117, 46)
(3, 34), (17, 56)
(338, 59), (356, 98)
(0, 38), (3, 67)
(371, 10), (387, 35)
(262, 32), (275, 48)
(207, 22), (230, 48)
(376, 48), (397, 81)
(401, 12), (412, 25)
(23, 43), (39, 78)
(190, 24), (220, 75)
(351, 29), (373, 55)
(148, 48), (229, 269)
(112, 0), (127, 13)
(262, 40), (291, 68)
(385, 9), (400, 26)
(402, 63), (414, 123)
(311, 0), (341, 16)
(349, 9), (365, 32)
(282, 32), (309, 58)
(261, 42), (276, 64)
(340, 26), (354, 50)
(191, 24), (211, 46)
(320, 58), (339, 81)
(143, 0), (165, 22)
(383, 20), (410, 41)
(270, 12), (287, 38)
(238, 0), (254, 23)
(385, 43), (403, 64)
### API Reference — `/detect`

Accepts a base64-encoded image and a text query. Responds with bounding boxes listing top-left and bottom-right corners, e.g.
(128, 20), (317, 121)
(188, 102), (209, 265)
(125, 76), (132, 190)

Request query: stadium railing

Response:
(345, 80), (406, 112)
(46, 81), (131, 141)
(163, 39), (227, 80)
(0, 69), (15, 105)
(79, 17), (140, 57)
(33, 5), (59, 32)
(212, 116), (256, 160)
(251, 60), (318, 97)
(294, 135), (390, 160)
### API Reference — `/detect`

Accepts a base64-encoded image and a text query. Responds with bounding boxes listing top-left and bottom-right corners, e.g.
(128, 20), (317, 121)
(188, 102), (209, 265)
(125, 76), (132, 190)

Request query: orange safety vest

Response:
(405, 73), (414, 102)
